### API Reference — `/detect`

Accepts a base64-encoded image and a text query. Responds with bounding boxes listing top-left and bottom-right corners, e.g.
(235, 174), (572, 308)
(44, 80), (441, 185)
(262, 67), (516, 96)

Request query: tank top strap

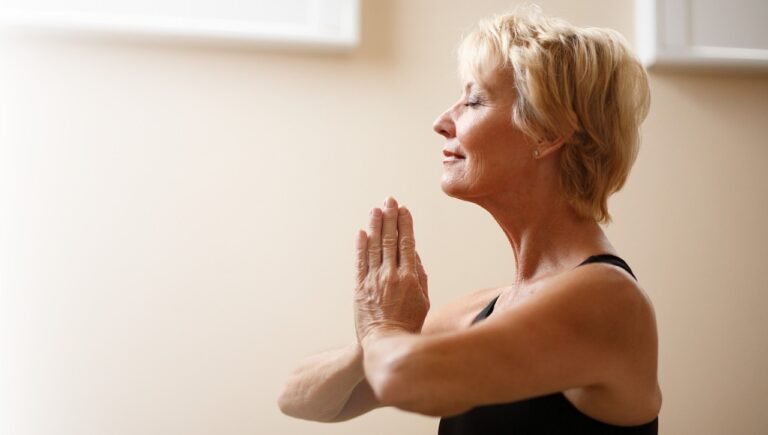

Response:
(471, 295), (499, 324)
(472, 254), (636, 326)
(576, 253), (637, 280)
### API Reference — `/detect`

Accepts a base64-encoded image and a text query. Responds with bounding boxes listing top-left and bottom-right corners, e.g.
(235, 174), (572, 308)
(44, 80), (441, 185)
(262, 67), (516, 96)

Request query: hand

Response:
(353, 197), (429, 345)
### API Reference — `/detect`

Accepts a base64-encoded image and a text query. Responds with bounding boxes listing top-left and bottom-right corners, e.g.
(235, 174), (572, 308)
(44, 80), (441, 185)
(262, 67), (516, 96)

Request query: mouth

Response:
(442, 149), (466, 164)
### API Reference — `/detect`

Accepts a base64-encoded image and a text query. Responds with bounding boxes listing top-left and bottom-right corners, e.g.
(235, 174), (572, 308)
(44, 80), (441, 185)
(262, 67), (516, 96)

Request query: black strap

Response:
(472, 254), (636, 325)
(471, 295), (500, 324)
(577, 253), (636, 280)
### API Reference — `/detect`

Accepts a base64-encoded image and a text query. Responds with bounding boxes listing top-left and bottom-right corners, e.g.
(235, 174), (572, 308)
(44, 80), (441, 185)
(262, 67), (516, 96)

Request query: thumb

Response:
(354, 230), (369, 285)
(415, 251), (429, 299)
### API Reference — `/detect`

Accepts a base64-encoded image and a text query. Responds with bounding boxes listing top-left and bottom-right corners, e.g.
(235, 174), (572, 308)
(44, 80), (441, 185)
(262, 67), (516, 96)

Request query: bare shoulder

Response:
(562, 261), (659, 348)
(557, 261), (658, 323)
(550, 262), (662, 425)
(421, 286), (501, 335)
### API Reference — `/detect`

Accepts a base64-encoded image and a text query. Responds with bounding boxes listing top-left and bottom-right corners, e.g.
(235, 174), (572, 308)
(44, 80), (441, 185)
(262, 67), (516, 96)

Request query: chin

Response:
(440, 176), (472, 200)
(441, 171), (499, 204)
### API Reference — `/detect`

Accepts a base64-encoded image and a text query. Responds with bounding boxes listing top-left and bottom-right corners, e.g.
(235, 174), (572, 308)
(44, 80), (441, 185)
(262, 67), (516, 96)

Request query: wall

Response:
(1, 1), (767, 434)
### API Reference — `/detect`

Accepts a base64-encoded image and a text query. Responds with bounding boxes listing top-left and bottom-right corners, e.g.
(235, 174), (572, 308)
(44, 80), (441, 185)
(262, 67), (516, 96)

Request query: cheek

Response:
(459, 127), (508, 169)
(457, 111), (520, 154)
(464, 132), (530, 185)
(455, 111), (532, 171)
(456, 118), (487, 151)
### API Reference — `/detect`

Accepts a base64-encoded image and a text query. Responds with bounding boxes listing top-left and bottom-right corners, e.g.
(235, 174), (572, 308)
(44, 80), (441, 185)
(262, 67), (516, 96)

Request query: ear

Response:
(536, 137), (566, 158)
(535, 129), (575, 159)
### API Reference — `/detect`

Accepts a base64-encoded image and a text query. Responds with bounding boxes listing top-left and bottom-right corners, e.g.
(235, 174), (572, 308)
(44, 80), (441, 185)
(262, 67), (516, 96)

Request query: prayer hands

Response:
(353, 197), (429, 345)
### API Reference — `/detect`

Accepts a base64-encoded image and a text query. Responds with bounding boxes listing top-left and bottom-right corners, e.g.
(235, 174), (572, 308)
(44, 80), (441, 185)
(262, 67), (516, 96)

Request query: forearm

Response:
(362, 330), (469, 416)
(362, 331), (413, 393)
(278, 342), (366, 422)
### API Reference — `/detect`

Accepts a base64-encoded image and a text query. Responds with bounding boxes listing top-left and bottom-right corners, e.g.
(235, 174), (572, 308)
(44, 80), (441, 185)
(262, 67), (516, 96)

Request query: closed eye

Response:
(463, 93), (486, 108)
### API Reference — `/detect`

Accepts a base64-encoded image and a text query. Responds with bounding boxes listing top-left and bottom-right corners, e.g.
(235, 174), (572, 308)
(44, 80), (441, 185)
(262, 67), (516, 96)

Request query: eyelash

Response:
(464, 96), (484, 108)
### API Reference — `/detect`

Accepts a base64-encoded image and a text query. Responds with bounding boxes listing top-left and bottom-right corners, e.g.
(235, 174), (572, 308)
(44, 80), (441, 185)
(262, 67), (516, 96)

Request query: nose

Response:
(432, 108), (455, 139)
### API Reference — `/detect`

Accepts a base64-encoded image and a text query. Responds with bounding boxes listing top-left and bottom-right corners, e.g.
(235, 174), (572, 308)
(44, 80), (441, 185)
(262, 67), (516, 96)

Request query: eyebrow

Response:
(464, 81), (493, 99)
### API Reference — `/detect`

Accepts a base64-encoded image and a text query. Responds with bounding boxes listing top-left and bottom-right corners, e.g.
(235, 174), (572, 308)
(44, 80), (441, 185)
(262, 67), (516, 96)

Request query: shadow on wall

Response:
(646, 68), (768, 140)
(647, 65), (768, 89)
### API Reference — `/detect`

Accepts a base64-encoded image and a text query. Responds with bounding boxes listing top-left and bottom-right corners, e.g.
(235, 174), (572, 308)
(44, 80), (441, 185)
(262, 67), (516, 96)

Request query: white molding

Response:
(635, 0), (768, 69)
(0, 0), (360, 51)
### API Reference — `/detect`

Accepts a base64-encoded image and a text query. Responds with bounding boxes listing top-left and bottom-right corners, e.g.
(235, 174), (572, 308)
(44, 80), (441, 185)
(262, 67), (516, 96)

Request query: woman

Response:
(279, 8), (661, 434)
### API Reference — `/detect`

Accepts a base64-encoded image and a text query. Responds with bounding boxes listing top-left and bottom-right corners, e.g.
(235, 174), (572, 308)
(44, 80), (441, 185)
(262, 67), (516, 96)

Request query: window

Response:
(635, 0), (768, 69)
(0, 0), (360, 50)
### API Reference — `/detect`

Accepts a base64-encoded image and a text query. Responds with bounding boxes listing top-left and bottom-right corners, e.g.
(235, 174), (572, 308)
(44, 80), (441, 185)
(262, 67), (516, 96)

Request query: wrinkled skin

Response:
(353, 197), (429, 345)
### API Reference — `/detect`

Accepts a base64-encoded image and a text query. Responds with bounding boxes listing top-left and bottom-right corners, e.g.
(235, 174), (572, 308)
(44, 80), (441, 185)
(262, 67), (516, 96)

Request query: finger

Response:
(354, 230), (368, 284)
(397, 206), (416, 270)
(415, 251), (429, 299)
(367, 208), (383, 269)
(381, 197), (399, 269)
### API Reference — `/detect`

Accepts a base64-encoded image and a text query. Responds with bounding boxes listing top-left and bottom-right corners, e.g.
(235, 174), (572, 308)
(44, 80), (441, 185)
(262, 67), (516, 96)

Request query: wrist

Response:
(360, 325), (410, 350)
(347, 341), (365, 380)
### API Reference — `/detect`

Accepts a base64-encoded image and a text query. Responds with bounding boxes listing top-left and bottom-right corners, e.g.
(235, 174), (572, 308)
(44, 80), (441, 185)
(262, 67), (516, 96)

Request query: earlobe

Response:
(536, 126), (576, 158)
(537, 138), (566, 158)
(532, 140), (562, 159)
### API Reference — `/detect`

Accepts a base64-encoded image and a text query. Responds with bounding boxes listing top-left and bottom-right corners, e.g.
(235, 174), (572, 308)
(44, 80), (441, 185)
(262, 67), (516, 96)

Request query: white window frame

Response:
(0, 0), (360, 51)
(635, 0), (768, 69)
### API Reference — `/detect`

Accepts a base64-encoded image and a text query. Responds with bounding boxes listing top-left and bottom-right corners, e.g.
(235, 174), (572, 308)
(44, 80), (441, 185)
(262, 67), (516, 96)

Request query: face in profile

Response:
(432, 75), (538, 204)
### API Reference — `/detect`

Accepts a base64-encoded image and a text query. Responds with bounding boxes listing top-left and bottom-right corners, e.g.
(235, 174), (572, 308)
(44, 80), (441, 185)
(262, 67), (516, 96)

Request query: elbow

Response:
(277, 399), (292, 417)
(276, 384), (311, 420)
(277, 392), (333, 422)
(277, 382), (339, 422)
(276, 385), (298, 417)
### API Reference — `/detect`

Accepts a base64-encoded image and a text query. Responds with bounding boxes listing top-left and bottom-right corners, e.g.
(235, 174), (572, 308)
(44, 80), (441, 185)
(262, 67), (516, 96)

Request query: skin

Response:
(354, 73), (662, 423)
(278, 71), (662, 426)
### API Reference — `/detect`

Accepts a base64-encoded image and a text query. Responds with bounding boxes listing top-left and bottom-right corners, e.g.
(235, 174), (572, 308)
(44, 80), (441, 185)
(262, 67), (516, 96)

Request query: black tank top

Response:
(438, 254), (658, 434)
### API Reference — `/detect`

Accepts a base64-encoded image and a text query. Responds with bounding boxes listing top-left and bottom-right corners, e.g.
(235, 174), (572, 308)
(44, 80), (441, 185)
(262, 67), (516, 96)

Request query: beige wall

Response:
(2, 1), (767, 434)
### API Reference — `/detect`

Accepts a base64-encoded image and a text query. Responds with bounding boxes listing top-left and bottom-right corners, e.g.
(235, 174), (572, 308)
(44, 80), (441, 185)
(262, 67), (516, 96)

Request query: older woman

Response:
(279, 8), (661, 434)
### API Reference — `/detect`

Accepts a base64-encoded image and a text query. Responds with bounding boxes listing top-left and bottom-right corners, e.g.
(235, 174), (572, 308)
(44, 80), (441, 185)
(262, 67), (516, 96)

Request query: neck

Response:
(473, 190), (614, 288)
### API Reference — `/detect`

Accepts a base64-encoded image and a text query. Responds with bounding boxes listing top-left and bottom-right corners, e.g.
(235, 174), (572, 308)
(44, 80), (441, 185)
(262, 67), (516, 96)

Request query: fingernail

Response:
(385, 197), (396, 209)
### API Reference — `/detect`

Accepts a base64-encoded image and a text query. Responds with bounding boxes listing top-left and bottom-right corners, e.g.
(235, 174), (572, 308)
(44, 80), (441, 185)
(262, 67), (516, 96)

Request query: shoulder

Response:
(539, 262), (658, 366)
(542, 263), (661, 423)
(560, 262), (658, 343)
(421, 286), (500, 335)
(475, 264), (660, 424)
(372, 262), (660, 422)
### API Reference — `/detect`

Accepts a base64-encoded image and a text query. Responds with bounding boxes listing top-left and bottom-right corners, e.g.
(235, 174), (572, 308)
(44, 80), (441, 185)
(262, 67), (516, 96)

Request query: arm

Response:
(278, 198), (431, 423)
(361, 266), (658, 417)
(277, 342), (383, 422)
(276, 283), (459, 423)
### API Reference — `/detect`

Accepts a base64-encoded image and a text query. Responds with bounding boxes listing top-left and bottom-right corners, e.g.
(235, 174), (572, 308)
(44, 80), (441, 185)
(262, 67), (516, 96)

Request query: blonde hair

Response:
(458, 7), (650, 223)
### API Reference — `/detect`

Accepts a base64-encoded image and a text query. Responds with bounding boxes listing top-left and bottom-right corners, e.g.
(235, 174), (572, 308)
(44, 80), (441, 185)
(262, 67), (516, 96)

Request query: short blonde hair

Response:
(458, 7), (650, 223)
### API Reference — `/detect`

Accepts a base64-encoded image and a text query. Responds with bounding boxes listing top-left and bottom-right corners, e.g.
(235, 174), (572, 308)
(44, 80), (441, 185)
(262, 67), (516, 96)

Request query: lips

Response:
(442, 148), (466, 165)
(442, 149), (466, 159)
